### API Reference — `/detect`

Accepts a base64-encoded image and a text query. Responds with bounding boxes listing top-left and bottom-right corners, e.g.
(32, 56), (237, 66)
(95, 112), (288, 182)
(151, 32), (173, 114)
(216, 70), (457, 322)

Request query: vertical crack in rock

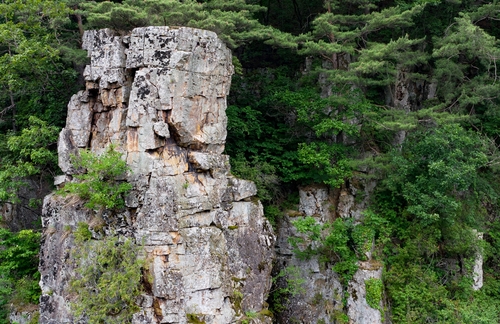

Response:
(40, 26), (275, 324)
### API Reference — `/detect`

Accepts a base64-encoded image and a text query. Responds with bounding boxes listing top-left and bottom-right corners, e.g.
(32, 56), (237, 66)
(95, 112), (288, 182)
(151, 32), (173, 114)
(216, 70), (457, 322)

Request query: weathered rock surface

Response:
(346, 261), (383, 324)
(274, 185), (343, 323)
(274, 184), (383, 324)
(388, 68), (437, 147)
(9, 310), (38, 324)
(39, 27), (274, 324)
(472, 230), (484, 291)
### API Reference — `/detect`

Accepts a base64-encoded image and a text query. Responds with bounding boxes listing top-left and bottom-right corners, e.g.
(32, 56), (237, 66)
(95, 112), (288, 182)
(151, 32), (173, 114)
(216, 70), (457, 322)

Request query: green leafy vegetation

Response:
(186, 313), (206, 324)
(74, 222), (92, 243)
(80, 0), (292, 49)
(0, 228), (41, 323)
(290, 217), (364, 286)
(0, 0), (79, 131)
(373, 122), (500, 323)
(70, 235), (144, 324)
(57, 145), (132, 212)
(269, 266), (306, 314)
(0, 116), (59, 206)
(365, 278), (383, 312)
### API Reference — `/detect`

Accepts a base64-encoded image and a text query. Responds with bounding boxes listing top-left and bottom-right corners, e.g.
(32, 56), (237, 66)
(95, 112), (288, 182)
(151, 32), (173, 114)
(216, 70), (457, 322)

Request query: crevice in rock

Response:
(164, 110), (181, 144)
(129, 207), (137, 226)
(187, 142), (206, 151)
(88, 87), (99, 98)
(331, 187), (341, 218)
(186, 151), (197, 173)
(146, 147), (161, 156)
(152, 298), (163, 322)
(87, 126), (94, 150)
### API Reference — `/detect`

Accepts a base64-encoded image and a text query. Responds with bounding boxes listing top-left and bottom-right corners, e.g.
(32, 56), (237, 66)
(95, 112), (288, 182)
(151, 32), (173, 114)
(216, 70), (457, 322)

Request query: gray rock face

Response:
(39, 27), (274, 324)
(472, 230), (483, 290)
(274, 185), (344, 323)
(9, 310), (38, 324)
(346, 261), (383, 324)
(274, 185), (383, 324)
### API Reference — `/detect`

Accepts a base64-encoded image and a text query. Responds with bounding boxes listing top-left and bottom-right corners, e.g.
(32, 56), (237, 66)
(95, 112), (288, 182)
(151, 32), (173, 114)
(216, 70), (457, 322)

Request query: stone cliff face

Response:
(39, 27), (275, 324)
(274, 184), (383, 324)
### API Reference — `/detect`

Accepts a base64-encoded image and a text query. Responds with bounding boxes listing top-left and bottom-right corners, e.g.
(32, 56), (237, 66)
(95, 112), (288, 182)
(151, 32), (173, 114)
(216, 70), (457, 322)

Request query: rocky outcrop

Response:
(274, 186), (344, 323)
(346, 261), (383, 324)
(388, 67), (437, 147)
(274, 184), (383, 324)
(39, 27), (275, 324)
(472, 230), (483, 291)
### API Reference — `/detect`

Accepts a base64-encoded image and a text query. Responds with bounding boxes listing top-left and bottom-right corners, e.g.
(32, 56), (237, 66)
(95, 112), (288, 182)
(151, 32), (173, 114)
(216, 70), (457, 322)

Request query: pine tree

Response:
(80, 0), (291, 49)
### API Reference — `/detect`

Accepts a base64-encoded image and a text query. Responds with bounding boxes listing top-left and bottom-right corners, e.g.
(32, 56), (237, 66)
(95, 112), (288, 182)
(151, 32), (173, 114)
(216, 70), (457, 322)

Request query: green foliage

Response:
(330, 310), (349, 324)
(0, 0), (78, 131)
(28, 311), (40, 324)
(81, 0), (287, 49)
(365, 278), (383, 312)
(352, 224), (375, 261)
(275, 85), (370, 188)
(296, 2), (426, 86)
(269, 266), (306, 314)
(0, 228), (41, 321)
(70, 236), (144, 324)
(0, 116), (59, 205)
(57, 145), (132, 211)
(231, 289), (244, 315)
(384, 255), (499, 323)
(186, 313), (206, 324)
(244, 310), (258, 319)
(240, 310), (259, 324)
(291, 217), (361, 285)
(370, 121), (500, 322)
(383, 123), (490, 226)
(226, 67), (367, 191)
(225, 68), (305, 188)
(230, 154), (280, 203)
(297, 142), (351, 188)
(74, 222), (92, 243)
(432, 14), (500, 115)
(2, 1), (500, 323)
(263, 204), (282, 228)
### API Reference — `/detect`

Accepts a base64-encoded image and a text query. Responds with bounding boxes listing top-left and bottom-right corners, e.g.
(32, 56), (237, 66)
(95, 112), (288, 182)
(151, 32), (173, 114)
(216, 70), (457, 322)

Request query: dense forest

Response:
(2, 0), (500, 323)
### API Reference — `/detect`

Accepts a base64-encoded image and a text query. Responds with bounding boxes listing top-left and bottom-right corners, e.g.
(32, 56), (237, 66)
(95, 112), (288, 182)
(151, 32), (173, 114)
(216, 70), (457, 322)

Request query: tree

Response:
(0, 228), (41, 323)
(0, 116), (59, 207)
(80, 0), (292, 49)
(0, 0), (77, 131)
(70, 234), (144, 324)
(56, 145), (132, 213)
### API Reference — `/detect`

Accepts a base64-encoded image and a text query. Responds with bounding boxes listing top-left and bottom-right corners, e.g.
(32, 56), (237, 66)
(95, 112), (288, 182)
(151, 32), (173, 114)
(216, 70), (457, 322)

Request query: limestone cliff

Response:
(39, 27), (275, 324)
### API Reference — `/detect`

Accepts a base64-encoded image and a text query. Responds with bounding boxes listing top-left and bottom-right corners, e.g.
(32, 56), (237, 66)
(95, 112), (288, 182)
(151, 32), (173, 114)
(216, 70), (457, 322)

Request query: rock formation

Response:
(39, 27), (275, 324)
(274, 184), (383, 324)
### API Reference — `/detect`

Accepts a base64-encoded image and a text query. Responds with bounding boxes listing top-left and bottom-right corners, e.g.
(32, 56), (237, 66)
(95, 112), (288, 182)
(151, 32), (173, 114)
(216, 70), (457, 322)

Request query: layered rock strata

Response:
(39, 27), (275, 324)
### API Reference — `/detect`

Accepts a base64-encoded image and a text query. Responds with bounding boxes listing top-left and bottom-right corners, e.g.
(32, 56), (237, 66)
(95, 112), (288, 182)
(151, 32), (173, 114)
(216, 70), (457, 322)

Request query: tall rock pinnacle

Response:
(39, 27), (275, 324)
